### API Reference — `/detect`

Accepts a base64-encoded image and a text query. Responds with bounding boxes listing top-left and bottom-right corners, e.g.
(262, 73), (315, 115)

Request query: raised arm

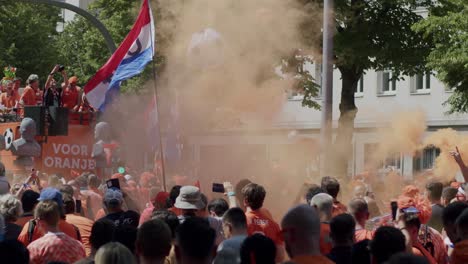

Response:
(223, 182), (238, 208)
(450, 146), (468, 182)
(45, 65), (60, 89)
(61, 68), (69, 89)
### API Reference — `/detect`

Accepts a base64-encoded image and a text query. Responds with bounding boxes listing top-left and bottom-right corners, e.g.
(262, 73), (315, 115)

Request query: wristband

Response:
(228, 191), (236, 197)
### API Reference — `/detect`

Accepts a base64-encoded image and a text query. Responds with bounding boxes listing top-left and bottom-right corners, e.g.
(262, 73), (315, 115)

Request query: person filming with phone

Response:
(395, 185), (447, 264)
(43, 65), (66, 108)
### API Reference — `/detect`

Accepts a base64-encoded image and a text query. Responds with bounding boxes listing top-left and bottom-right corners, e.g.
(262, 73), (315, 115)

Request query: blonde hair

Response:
(34, 200), (60, 226)
(95, 242), (136, 264)
(0, 194), (23, 222)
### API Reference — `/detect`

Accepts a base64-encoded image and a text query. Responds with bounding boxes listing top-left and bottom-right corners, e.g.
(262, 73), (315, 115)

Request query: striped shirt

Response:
(27, 232), (85, 264)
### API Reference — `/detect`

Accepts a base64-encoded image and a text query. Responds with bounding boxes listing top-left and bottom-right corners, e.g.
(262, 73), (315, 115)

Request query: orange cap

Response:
(69, 76), (78, 84)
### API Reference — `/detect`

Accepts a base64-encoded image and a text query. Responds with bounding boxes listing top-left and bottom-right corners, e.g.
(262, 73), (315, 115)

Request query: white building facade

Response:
(186, 65), (468, 180)
(56, 0), (94, 31)
(282, 65), (468, 178)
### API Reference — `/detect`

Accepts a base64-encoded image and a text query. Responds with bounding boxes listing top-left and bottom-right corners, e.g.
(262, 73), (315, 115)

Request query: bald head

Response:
(281, 204), (321, 257)
(310, 193), (333, 220)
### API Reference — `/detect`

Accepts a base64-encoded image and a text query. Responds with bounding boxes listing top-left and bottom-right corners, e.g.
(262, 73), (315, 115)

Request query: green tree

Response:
(0, 2), (61, 83)
(299, 0), (433, 176)
(414, 0), (468, 113)
(56, 0), (146, 93)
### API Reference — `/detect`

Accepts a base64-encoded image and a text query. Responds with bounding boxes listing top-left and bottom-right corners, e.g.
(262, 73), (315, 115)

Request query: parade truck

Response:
(0, 107), (96, 178)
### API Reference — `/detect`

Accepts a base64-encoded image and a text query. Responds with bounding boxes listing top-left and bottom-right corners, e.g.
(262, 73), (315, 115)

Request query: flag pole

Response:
(148, 0), (167, 191)
(151, 58), (167, 192)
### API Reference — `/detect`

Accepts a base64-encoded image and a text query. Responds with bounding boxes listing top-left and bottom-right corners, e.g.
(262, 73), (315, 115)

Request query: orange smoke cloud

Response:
(371, 110), (427, 167)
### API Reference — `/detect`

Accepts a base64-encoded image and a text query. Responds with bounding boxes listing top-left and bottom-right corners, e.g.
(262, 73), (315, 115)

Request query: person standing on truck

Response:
(43, 65), (67, 108)
(62, 76), (81, 111)
(20, 74), (41, 107)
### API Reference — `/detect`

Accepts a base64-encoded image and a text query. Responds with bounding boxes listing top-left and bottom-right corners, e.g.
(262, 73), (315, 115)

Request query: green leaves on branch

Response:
(280, 52), (321, 110)
(414, 0), (468, 113)
(56, 0), (147, 93)
(0, 2), (61, 84)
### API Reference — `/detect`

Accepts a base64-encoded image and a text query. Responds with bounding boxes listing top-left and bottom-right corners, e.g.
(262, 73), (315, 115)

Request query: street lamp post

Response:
(320, 0), (334, 177)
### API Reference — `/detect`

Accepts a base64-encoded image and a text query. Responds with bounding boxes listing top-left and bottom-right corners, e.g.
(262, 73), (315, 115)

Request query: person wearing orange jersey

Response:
(397, 186), (446, 264)
(20, 74), (40, 107)
(242, 183), (285, 262)
(310, 193), (334, 255)
(63, 193), (94, 256)
(62, 76), (81, 110)
(0, 80), (20, 109)
(321, 176), (347, 217)
(18, 188), (81, 247)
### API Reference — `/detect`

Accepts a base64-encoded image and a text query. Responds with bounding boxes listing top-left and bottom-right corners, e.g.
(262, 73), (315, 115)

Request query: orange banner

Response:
(39, 125), (95, 176)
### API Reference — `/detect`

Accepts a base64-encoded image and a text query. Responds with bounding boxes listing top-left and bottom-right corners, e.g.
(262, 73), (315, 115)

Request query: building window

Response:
(413, 146), (440, 172)
(383, 152), (402, 169)
(364, 143), (402, 169)
(286, 61), (321, 100)
(378, 71), (397, 95)
(364, 143), (401, 169)
(355, 75), (364, 96)
(364, 143), (378, 166)
(412, 72), (431, 93)
(314, 63), (322, 97)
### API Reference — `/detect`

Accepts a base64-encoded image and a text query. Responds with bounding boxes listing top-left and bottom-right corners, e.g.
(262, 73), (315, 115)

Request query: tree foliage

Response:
(414, 0), (468, 113)
(298, 0), (434, 175)
(281, 52), (321, 109)
(56, 0), (150, 93)
(0, 2), (61, 83)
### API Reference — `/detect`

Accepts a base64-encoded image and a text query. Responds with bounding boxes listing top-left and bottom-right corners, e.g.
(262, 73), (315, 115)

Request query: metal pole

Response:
(151, 61), (167, 192)
(320, 0), (334, 177)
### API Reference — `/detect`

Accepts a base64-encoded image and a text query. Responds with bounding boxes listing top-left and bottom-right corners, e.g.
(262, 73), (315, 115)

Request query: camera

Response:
(58, 65), (65, 72)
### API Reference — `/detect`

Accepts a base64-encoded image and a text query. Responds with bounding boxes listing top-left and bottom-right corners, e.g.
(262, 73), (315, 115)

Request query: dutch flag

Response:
(84, 0), (155, 111)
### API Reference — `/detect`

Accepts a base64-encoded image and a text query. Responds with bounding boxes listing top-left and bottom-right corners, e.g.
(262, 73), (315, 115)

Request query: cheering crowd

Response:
(1, 149), (468, 264)
(0, 65), (92, 113)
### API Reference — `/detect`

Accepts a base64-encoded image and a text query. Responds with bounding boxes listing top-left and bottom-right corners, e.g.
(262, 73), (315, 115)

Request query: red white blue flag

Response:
(84, 0), (155, 110)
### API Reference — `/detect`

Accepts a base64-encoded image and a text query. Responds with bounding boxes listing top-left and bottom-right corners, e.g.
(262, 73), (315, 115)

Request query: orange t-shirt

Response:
(94, 208), (106, 221)
(355, 228), (374, 242)
(332, 201), (348, 217)
(35, 90), (43, 106)
(320, 222), (332, 255)
(20, 86), (37, 106)
(0, 92), (19, 108)
(15, 215), (34, 227)
(66, 214), (94, 256)
(292, 255), (335, 264)
(245, 208), (283, 245)
(62, 87), (80, 110)
(168, 207), (182, 216)
(18, 219), (81, 247)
